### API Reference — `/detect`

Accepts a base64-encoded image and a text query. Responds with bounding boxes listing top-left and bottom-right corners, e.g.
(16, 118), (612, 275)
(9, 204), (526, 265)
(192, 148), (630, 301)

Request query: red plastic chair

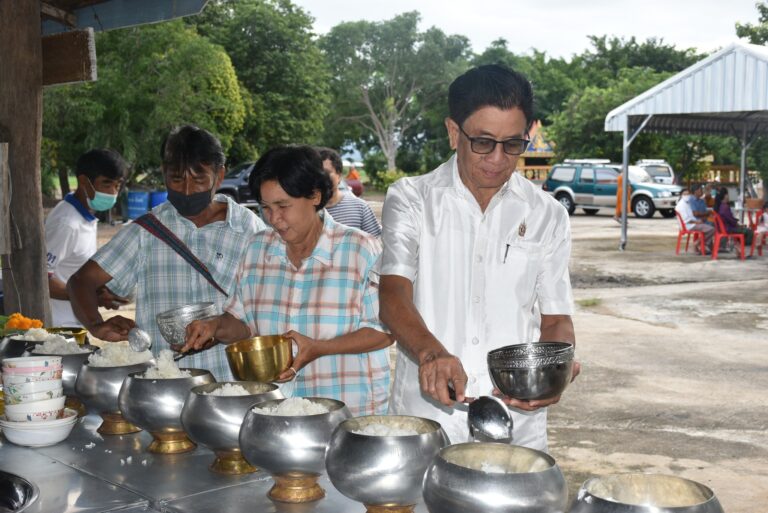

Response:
(754, 209), (767, 256)
(675, 211), (705, 255)
(711, 212), (745, 260)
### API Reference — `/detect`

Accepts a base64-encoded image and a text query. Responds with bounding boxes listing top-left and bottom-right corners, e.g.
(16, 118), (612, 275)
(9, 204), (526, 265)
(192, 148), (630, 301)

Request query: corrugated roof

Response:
(605, 42), (768, 136)
(42, 0), (208, 35)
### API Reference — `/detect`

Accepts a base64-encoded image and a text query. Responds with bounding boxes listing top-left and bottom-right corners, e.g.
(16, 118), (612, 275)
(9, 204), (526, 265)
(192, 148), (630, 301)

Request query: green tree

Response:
(320, 11), (471, 173)
(43, 20), (247, 185)
(192, 0), (331, 162)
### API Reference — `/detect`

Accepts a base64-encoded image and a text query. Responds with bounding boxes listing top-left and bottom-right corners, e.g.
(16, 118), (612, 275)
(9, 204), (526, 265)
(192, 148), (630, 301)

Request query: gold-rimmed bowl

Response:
(225, 336), (292, 382)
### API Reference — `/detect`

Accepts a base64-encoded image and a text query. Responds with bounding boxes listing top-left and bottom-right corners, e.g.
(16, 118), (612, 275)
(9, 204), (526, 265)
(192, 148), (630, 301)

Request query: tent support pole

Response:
(620, 115), (652, 251)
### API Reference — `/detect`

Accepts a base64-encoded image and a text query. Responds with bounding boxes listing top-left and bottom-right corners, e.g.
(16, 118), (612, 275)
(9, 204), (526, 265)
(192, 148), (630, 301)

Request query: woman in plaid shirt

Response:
(184, 145), (392, 415)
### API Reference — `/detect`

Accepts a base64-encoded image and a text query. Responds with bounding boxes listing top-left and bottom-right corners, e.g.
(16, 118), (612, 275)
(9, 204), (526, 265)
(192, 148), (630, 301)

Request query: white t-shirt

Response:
(381, 155), (574, 451)
(45, 194), (98, 326)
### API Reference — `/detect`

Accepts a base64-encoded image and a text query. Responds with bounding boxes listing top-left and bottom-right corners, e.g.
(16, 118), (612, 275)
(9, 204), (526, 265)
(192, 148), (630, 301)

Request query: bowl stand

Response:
(147, 431), (196, 454)
(364, 505), (417, 513)
(269, 472), (325, 503)
(210, 449), (257, 475)
(98, 412), (142, 435)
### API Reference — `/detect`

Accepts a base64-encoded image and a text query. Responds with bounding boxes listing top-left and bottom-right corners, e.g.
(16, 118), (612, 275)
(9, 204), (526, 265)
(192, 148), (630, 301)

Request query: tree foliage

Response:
(43, 21), (247, 186)
(319, 11), (471, 172)
(192, 0), (331, 162)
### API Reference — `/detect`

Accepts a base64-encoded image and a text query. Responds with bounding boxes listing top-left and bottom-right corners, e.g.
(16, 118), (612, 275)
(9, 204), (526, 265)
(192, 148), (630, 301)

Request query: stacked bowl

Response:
(487, 342), (575, 401)
(1, 356), (76, 446)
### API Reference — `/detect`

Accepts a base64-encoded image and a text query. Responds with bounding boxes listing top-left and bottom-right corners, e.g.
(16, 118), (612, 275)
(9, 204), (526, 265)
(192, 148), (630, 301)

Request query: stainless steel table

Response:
(1, 416), (431, 513)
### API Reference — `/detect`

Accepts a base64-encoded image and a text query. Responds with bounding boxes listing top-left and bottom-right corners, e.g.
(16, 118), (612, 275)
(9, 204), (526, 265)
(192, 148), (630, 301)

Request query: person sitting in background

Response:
(675, 188), (714, 254)
(714, 187), (754, 253)
(703, 183), (715, 209)
(45, 149), (129, 327)
(755, 201), (768, 250)
(317, 147), (381, 236)
(689, 185), (712, 225)
(182, 145), (392, 416)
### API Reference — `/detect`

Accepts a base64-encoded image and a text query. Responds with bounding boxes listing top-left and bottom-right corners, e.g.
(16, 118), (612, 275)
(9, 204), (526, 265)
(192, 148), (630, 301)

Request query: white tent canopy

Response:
(604, 41), (768, 249)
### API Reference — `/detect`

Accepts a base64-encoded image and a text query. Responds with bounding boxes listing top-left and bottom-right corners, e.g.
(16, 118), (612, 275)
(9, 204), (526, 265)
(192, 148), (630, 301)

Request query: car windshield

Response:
(225, 162), (251, 178)
(642, 165), (672, 178)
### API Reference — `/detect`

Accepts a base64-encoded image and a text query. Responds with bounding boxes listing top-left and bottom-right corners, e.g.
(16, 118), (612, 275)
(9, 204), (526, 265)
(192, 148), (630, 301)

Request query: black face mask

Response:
(167, 187), (214, 217)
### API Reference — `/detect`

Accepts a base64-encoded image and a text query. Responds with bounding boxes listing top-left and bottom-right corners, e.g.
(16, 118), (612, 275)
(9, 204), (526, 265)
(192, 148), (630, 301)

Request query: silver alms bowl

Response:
(181, 381), (283, 474)
(156, 302), (217, 347)
(326, 415), (449, 509)
(488, 342), (574, 401)
(118, 368), (215, 453)
(422, 442), (569, 513)
(569, 473), (724, 513)
(239, 397), (350, 503)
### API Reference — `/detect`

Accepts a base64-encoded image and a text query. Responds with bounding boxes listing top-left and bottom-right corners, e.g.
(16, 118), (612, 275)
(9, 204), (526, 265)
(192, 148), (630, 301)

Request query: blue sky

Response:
(292, 0), (763, 58)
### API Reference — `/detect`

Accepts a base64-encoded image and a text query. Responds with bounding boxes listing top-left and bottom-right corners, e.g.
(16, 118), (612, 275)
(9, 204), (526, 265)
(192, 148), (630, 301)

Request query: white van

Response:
(636, 159), (675, 185)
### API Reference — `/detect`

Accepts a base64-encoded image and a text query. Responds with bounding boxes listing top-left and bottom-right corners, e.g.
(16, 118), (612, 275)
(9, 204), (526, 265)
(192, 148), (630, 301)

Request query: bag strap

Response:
(133, 213), (229, 297)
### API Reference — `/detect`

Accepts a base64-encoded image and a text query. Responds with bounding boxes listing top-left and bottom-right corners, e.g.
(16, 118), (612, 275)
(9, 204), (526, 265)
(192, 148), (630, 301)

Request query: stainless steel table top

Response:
(0, 440), (148, 512)
(2, 415), (432, 513)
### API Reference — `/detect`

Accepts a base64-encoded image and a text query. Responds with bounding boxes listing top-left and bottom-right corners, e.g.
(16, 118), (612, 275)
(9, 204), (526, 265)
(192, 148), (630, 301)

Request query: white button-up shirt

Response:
(381, 155), (574, 451)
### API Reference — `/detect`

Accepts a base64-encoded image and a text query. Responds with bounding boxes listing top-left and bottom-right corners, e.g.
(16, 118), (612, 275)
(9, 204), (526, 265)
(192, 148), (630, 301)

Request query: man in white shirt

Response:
(45, 149), (128, 326)
(675, 188), (714, 254)
(379, 65), (579, 451)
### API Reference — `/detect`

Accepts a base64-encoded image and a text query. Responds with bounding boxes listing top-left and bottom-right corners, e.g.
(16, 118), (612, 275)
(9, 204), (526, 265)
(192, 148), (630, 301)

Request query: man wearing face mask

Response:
(45, 149), (129, 327)
(68, 126), (266, 380)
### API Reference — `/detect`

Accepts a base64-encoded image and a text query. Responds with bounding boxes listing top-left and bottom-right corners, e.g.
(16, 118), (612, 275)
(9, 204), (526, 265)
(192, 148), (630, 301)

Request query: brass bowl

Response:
(225, 336), (292, 382)
(46, 327), (88, 345)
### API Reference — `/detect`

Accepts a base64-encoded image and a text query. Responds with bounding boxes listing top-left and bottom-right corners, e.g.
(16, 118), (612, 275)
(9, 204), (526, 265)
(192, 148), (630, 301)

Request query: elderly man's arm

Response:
(379, 274), (468, 406)
(67, 260), (135, 341)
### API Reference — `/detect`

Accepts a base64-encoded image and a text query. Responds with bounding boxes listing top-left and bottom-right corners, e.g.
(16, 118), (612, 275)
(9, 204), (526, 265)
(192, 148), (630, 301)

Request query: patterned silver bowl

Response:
(155, 302), (217, 347)
(488, 342), (574, 401)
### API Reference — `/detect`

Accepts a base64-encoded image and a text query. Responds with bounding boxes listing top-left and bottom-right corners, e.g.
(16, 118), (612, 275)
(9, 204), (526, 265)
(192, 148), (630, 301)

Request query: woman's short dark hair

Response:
(448, 64), (534, 129)
(76, 149), (127, 182)
(316, 147), (343, 174)
(249, 145), (333, 211)
(714, 187), (729, 212)
(161, 125), (226, 177)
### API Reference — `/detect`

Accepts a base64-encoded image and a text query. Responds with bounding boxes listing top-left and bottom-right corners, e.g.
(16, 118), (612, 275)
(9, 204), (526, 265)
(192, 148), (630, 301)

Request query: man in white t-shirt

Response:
(380, 65), (579, 451)
(675, 188), (714, 254)
(45, 149), (129, 326)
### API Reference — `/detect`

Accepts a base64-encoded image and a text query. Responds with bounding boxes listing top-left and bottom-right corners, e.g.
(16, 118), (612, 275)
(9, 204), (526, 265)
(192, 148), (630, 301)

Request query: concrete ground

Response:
(97, 201), (768, 510)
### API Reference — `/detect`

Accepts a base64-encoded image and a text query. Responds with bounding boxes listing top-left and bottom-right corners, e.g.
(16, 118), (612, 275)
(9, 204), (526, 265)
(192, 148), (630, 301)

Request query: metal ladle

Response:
(449, 386), (513, 444)
(128, 328), (151, 352)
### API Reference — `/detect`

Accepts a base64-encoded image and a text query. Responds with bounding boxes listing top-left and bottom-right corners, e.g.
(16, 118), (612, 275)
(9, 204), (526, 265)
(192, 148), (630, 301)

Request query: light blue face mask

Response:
(86, 178), (118, 211)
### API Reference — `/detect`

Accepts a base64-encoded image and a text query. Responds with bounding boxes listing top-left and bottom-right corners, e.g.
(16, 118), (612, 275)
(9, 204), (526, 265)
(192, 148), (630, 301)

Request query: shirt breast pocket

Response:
(496, 239), (543, 293)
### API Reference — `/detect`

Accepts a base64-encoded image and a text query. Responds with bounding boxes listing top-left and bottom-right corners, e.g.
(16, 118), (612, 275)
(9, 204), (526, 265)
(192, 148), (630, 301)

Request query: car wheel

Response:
(556, 193), (575, 215)
(632, 197), (655, 218)
(583, 208), (599, 215)
(660, 209), (675, 218)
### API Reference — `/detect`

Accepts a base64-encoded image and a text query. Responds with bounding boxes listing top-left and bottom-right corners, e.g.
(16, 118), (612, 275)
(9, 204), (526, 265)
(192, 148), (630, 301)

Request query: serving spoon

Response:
(128, 327), (151, 352)
(449, 386), (513, 444)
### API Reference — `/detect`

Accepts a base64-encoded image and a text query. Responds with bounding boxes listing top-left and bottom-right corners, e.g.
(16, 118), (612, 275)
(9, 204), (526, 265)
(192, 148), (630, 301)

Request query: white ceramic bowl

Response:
(0, 408), (77, 447)
(3, 355), (63, 369)
(2, 370), (63, 385)
(1, 407), (77, 428)
(4, 387), (63, 405)
(3, 379), (62, 398)
(4, 396), (66, 422)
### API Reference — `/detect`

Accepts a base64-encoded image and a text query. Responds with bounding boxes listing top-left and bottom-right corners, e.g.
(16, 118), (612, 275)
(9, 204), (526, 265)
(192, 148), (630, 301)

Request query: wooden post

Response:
(0, 0), (51, 322)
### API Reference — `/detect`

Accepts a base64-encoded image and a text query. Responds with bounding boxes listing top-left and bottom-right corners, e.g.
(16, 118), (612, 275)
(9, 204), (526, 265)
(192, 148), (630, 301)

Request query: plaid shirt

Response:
(225, 212), (390, 416)
(92, 195), (266, 380)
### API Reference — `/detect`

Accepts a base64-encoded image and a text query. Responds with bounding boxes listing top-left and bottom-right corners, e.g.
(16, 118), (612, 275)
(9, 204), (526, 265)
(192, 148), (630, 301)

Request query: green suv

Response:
(541, 159), (682, 218)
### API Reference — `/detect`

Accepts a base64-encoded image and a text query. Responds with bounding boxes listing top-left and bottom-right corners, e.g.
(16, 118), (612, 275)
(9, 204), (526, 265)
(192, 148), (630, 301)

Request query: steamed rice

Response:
(252, 397), (329, 416)
(88, 343), (153, 367)
(17, 328), (55, 341)
(140, 350), (191, 379)
(33, 336), (90, 355)
(203, 383), (250, 396)
(352, 424), (419, 436)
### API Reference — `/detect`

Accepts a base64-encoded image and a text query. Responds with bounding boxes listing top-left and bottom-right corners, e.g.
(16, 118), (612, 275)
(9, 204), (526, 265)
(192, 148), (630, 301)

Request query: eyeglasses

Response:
(458, 124), (530, 156)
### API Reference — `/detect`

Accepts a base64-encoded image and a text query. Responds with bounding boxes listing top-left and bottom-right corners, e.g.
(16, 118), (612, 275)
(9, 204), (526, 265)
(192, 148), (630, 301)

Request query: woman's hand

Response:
(275, 330), (321, 382)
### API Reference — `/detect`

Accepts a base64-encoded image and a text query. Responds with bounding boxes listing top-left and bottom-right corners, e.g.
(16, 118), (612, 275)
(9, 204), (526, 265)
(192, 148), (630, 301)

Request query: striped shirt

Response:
(225, 212), (390, 416)
(326, 193), (381, 236)
(92, 195), (266, 380)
